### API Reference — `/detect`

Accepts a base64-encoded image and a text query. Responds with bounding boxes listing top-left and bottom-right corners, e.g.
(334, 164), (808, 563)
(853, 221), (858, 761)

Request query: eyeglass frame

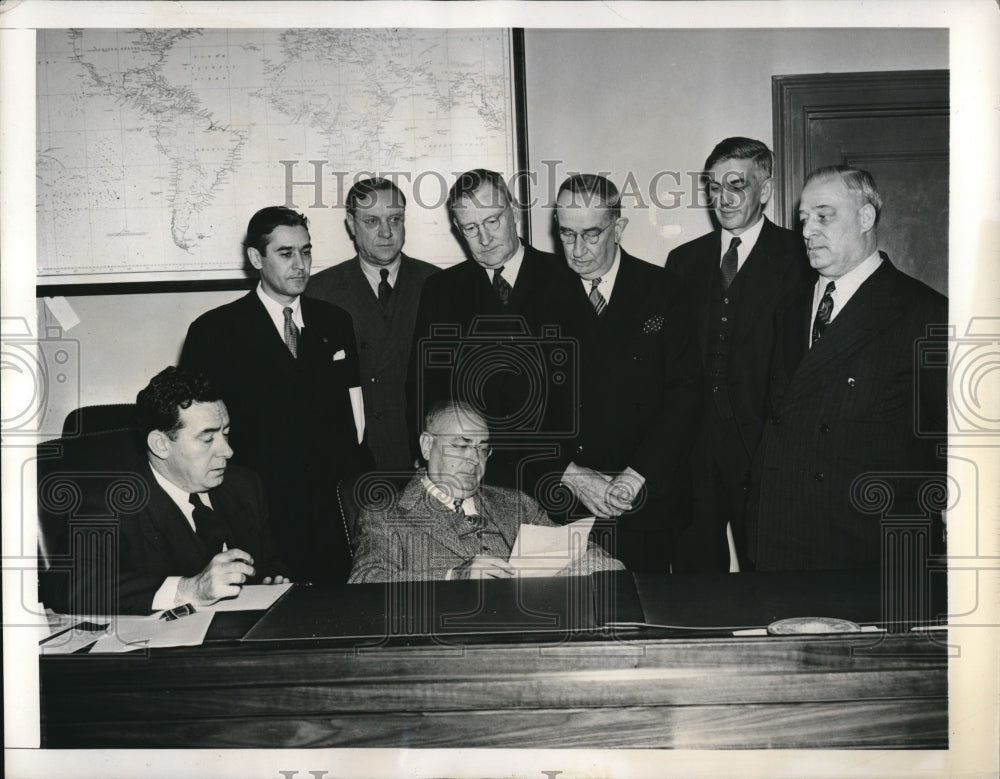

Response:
(453, 206), (511, 239)
(556, 220), (616, 246)
(424, 432), (493, 459)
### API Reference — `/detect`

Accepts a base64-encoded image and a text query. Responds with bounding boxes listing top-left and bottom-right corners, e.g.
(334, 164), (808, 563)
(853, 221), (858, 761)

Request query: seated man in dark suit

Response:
(348, 401), (623, 582)
(41, 367), (288, 615)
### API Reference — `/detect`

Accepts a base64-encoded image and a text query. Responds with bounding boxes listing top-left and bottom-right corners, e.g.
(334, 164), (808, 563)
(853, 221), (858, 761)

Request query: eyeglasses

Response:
(557, 222), (614, 246)
(456, 212), (505, 238)
(426, 433), (492, 459)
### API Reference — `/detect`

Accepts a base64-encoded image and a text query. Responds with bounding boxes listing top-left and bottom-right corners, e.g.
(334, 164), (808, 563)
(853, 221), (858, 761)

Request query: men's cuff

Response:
(151, 576), (182, 611)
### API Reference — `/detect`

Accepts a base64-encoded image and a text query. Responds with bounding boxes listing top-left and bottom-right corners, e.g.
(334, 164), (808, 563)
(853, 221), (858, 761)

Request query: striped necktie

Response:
(589, 277), (606, 316)
(283, 306), (299, 358)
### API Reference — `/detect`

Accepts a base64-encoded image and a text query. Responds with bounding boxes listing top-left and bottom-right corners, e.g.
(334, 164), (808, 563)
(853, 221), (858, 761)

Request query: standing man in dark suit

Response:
(408, 168), (563, 488)
(181, 206), (372, 584)
(307, 178), (439, 471)
(748, 166), (947, 570)
(540, 174), (701, 572)
(666, 137), (809, 572)
(42, 367), (289, 615)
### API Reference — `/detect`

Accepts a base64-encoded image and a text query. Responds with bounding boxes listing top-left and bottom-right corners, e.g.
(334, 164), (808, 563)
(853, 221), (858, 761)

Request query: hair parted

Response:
(136, 366), (222, 439)
(556, 174), (622, 220)
(447, 168), (513, 214)
(805, 165), (883, 225)
(244, 206), (309, 255)
(346, 177), (407, 214)
(704, 137), (774, 181)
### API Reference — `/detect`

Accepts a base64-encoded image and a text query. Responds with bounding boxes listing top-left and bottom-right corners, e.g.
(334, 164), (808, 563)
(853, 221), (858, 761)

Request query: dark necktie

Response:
(378, 268), (392, 308)
(492, 266), (512, 305)
(282, 306), (299, 358)
(589, 277), (606, 316)
(811, 281), (837, 345)
(720, 236), (741, 289)
(189, 493), (227, 554)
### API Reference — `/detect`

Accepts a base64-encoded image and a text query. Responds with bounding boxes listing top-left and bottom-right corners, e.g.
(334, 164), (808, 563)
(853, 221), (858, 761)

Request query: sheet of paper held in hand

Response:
(508, 517), (596, 576)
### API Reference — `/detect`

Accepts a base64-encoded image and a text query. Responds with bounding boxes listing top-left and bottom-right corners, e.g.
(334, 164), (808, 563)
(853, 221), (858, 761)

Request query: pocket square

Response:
(333, 349), (346, 361)
(642, 315), (664, 334)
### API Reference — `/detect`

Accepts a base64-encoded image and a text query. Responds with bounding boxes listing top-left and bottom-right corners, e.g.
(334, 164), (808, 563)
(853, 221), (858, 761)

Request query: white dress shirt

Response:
(149, 467), (219, 611)
(486, 242), (525, 288)
(579, 246), (622, 305)
(720, 215), (766, 274)
(256, 283), (303, 335)
(359, 256), (401, 298)
(810, 250), (883, 343)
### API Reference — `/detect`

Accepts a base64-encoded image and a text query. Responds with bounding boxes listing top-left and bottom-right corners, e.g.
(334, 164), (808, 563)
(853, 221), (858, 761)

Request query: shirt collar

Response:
(421, 474), (478, 515)
(256, 282), (303, 330)
(486, 241), (525, 287)
(580, 246), (622, 300)
(721, 216), (765, 269)
(359, 255), (401, 290)
(817, 249), (883, 305)
(149, 463), (212, 512)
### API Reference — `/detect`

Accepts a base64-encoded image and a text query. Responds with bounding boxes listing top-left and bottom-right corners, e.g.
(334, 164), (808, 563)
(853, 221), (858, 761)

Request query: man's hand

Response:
(561, 462), (620, 517)
(261, 575), (291, 585)
(606, 466), (646, 513)
(451, 555), (516, 580)
(175, 548), (256, 606)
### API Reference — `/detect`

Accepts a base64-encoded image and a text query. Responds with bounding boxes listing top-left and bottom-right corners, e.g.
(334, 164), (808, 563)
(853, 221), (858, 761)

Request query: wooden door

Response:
(773, 70), (949, 295)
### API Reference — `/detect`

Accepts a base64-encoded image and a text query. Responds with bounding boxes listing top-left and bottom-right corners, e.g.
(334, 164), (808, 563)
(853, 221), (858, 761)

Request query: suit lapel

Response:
(696, 233), (723, 351)
(785, 261), (904, 399)
(243, 291), (297, 367)
(140, 462), (209, 564)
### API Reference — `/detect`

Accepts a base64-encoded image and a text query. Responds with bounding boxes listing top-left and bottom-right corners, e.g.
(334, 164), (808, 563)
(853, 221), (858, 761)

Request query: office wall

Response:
(523, 28), (948, 259)
(38, 27), (947, 432)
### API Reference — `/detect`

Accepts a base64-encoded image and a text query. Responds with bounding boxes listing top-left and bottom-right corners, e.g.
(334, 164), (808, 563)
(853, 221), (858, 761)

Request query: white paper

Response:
(88, 611), (214, 654)
(198, 582), (292, 612)
(508, 517), (595, 577)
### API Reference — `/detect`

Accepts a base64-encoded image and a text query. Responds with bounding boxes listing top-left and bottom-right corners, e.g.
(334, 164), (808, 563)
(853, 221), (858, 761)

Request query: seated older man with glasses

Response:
(348, 400), (623, 582)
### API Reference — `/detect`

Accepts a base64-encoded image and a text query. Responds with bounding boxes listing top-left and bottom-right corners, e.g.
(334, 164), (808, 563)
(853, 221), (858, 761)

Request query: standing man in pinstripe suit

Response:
(747, 166), (947, 570)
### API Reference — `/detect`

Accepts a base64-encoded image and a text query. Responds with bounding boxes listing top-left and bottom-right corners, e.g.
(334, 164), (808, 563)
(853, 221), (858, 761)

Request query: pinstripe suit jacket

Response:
(307, 254), (439, 470)
(747, 257), (948, 570)
(348, 472), (624, 583)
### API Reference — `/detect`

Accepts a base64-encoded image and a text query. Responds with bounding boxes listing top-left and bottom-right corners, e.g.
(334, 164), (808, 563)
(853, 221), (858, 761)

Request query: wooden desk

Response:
(40, 630), (947, 748)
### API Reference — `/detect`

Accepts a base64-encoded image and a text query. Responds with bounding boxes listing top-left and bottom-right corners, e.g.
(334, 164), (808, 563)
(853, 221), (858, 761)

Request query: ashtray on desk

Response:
(766, 616), (862, 635)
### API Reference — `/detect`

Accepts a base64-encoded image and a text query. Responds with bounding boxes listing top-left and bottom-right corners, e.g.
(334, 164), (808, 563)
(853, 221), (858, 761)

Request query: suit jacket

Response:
(180, 290), (372, 582)
(348, 472), (624, 582)
(39, 429), (286, 615)
(747, 256), (948, 570)
(406, 243), (564, 471)
(307, 254), (439, 470)
(666, 218), (809, 570)
(534, 250), (702, 519)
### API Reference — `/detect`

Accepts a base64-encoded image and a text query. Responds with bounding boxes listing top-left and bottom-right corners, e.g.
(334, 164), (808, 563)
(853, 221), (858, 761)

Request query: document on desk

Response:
(199, 583), (292, 612)
(508, 517), (595, 577)
(88, 611), (214, 654)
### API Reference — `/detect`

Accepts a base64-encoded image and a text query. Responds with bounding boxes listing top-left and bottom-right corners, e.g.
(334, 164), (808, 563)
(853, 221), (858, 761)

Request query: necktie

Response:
(189, 493), (227, 554)
(492, 266), (512, 305)
(377, 268), (392, 308)
(453, 498), (488, 533)
(589, 277), (606, 316)
(720, 236), (741, 290)
(282, 306), (299, 358)
(811, 281), (836, 345)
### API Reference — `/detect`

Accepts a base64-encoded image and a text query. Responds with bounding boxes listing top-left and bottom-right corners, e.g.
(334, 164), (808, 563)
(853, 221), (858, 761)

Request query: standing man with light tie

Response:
(540, 174), (701, 572)
(666, 137), (809, 572)
(408, 168), (562, 488)
(181, 206), (373, 584)
(307, 178), (439, 471)
(747, 166), (947, 570)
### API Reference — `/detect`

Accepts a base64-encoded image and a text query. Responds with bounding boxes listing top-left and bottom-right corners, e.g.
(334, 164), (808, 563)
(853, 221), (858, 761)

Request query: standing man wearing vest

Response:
(667, 138), (809, 571)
